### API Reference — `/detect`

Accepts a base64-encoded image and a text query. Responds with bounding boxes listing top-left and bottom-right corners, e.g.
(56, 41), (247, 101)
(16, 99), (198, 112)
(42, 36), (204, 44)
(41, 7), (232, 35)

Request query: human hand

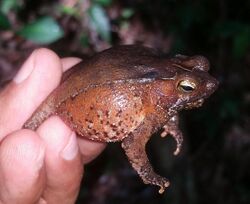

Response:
(0, 49), (106, 204)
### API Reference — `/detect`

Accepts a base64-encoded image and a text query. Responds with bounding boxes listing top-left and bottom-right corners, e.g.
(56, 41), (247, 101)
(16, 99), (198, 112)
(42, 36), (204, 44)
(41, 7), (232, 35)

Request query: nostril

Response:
(206, 80), (219, 90)
(206, 82), (216, 90)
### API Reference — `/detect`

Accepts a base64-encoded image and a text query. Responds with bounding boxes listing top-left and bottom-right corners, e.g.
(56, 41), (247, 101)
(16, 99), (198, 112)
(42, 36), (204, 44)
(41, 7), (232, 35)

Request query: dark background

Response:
(0, 0), (249, 203)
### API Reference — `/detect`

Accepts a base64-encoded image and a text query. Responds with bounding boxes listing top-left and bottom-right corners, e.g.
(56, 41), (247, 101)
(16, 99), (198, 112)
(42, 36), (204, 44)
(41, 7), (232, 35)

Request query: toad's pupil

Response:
(180, 85), (194, 92)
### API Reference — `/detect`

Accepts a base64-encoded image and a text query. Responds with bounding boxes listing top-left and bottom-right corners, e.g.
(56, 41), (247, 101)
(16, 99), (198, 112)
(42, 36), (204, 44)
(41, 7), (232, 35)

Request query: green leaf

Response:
(58, 5), (79, 17)
(0, 12), (11, 29)
(80, 33), (90, 47)
(233, 27), (250, 58)
(88, 4), (111, 42)
(215, 21), (244, 38)
(18, 16), (64, 44)
(93, 0), (112, 6)
(121, 8), (134, 19)
(0, 0), (19, 14)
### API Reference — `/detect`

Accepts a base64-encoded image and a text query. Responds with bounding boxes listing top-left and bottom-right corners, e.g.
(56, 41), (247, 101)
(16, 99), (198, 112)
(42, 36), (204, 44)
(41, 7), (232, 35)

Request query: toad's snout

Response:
(206, 77), (219, 92)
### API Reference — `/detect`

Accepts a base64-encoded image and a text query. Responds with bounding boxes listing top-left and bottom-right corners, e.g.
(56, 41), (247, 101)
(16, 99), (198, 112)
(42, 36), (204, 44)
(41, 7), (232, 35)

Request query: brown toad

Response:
(23, 45), (218, 193)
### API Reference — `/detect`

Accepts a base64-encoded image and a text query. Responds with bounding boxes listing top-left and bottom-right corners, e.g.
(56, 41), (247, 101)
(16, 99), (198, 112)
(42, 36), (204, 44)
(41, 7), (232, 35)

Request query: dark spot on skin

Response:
(100, 120), (103, 124)
(110, 124), (117, 128)
(105, 110), (109, 117)
(142, 71), (159, 78)
(90, 106), (94, 110)
(110, 136), (117, 140)
(116, 109), (123, 117)
(70, 95), (76, 101)
(103, 132), (109, 138)
(118, 121), (122, 126)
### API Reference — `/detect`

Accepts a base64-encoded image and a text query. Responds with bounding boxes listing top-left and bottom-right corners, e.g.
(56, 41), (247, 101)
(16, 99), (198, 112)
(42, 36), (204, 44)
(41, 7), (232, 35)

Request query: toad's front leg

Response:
(121, 125), (170, 194)
(161, 115), (183, 155)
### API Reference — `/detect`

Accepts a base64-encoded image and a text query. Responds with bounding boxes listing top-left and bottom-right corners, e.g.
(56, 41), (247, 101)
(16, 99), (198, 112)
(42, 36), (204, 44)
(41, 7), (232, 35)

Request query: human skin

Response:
(0, 48), (106, 204)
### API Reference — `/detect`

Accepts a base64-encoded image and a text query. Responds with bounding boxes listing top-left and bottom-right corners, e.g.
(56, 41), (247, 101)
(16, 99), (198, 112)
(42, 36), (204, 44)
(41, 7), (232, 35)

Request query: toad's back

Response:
(57, 45), (176, 102)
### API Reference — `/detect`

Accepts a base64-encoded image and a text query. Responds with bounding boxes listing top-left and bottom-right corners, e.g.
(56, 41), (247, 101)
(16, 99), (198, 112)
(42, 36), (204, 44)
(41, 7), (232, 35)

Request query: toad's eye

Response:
(178, 80), (197, 93)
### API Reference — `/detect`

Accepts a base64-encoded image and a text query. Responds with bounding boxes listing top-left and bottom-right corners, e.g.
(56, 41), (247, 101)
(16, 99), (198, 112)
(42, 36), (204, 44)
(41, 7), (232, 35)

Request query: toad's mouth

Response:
(184, 98), (204, 110)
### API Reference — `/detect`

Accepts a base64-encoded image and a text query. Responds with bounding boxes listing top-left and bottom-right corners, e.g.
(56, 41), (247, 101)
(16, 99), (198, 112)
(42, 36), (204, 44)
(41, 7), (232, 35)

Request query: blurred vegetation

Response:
(0, 0), (250, 204)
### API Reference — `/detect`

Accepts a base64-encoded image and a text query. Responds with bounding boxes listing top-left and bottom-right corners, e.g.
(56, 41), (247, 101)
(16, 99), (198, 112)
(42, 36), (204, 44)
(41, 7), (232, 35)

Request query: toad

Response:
(23, 45), (218, 193)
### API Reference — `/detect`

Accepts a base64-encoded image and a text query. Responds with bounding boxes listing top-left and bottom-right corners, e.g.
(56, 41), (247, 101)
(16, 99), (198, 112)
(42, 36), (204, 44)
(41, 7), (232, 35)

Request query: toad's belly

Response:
(56, 84), (145, 142)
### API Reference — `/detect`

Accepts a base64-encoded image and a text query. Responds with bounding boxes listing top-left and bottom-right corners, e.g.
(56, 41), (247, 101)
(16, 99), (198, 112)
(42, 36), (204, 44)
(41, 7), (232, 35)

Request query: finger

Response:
(61, 57), (82, 71)
(0, 48), (63, 140)
(37, 116), (83, 204)
(77, 137), (106, 164)
(0, 130), (45, 203)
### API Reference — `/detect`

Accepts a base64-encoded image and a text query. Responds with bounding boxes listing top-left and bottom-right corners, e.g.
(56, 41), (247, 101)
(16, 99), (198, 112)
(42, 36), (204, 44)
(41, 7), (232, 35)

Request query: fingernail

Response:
(38, 198), (47, 204)
(61, 132), (78, 161)
(13, 50), (37, 84)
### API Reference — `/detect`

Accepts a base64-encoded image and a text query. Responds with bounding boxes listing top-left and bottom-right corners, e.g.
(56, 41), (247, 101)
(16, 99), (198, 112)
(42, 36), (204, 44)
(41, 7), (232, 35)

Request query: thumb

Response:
(0, 48), (63, 140)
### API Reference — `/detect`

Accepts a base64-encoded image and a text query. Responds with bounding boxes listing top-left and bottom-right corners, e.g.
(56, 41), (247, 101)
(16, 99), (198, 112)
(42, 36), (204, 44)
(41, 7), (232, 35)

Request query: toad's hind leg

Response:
(121, 125), (170, 194)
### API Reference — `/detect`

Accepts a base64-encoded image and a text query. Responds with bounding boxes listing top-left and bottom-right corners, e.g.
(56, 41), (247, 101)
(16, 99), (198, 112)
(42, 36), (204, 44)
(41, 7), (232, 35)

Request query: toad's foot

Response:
(161, 115), (183, 155)
(140, 164), (170, 194)
(122, 129), (170, 194)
